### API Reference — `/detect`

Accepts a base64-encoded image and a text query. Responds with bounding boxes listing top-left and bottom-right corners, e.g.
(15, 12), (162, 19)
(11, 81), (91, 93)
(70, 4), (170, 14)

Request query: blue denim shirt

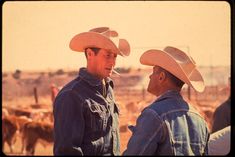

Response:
(53, 67), (120, 156)
(123, 90), (209, 155)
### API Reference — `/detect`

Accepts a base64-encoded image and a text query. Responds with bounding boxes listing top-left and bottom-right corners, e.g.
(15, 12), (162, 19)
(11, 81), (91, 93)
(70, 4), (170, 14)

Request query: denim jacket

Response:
(123, 90), (209, 155)
(53, 67), (120, 156)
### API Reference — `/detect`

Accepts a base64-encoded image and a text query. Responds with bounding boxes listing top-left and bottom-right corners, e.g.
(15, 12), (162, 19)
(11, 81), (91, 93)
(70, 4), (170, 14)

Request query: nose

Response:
(110, 57), (116, 66)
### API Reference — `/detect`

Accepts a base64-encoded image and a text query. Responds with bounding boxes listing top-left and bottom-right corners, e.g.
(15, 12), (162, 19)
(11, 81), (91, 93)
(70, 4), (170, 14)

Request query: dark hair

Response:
(158, 67), (184, 88)
(84, 47), (101, 58)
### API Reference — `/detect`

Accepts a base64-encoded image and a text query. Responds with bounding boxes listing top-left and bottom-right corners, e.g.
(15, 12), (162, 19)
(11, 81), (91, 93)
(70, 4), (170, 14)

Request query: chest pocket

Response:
(87, 102), (108, 132)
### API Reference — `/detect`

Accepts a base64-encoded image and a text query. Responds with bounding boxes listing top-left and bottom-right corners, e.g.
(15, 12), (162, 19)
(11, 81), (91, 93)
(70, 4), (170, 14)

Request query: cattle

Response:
(6, 107), (31, 117)
(125, 102), (139, 113)
(6, 107), (53, 123)
(2, 116), (18, 153)
(2, 115), (32, 154)
(2, 108), (9, 118)
(16, 116), (33, 153)
(120, 124), (128, 133)
(125, 101), (146, 114)
(21, 121), (54, 155)
(29, 109), (53, 123)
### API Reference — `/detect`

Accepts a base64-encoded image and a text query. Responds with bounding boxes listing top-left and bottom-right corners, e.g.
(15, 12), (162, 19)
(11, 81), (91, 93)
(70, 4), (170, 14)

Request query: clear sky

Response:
(2, 1), (231, 72)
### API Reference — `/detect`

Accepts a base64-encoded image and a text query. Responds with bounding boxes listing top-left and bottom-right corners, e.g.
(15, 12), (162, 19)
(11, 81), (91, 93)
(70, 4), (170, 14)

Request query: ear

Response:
(86, 48), (94, 59)
(159, 72), (166, 82)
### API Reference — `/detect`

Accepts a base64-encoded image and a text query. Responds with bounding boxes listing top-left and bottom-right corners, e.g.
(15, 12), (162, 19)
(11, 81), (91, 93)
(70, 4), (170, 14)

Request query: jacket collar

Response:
(78, 67), (112, 87)
(157, 90), (182, 102)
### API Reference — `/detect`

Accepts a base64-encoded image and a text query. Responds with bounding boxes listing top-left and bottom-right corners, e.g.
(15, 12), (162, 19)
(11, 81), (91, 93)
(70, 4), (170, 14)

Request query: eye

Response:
(105, 52), (117, 59)
(105, 53), (111, 58)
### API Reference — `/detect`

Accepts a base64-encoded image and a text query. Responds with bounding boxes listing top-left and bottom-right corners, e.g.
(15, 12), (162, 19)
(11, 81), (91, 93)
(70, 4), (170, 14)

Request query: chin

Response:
(147, 88), (153, 94)
(103, 73), (111, 78)
(147, 88), (157, 96)
(107, 72), (112, 77)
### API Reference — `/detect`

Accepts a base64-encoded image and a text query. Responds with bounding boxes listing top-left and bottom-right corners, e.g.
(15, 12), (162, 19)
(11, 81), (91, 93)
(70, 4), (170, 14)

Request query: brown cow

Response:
(2, 116), (18, 153)
(29, 109), (53, 123)
(7, 107), (31, 117)
(22, 121), (54, 155)
(2, 115), (32, 154)
(2, 108), (9, 118)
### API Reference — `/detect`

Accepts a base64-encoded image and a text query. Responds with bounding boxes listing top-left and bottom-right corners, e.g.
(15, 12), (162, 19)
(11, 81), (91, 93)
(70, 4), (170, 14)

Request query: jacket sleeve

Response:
(208, 126), (230, 155)
(53, 90), (85, 155)
(123, 108), (165, 155)
(211, 102), (230, 133)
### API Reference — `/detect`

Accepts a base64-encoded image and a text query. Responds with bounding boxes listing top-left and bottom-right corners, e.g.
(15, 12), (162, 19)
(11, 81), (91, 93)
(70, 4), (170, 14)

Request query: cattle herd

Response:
(2, 105), (54, 155)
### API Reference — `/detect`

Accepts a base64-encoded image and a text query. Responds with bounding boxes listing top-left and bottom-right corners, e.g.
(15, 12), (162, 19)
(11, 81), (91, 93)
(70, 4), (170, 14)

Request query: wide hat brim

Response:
(69, 32), (130, 57)
(140, 49), (205, 92)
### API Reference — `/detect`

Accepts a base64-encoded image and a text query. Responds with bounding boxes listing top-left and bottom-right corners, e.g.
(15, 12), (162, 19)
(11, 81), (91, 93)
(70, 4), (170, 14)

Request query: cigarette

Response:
(112, 69), (121, 76)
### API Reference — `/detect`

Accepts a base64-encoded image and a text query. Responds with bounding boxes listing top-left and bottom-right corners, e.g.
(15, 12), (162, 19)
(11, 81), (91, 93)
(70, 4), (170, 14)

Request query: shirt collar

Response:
(156, 90), (182, 102)
(78, 67), (112, 87)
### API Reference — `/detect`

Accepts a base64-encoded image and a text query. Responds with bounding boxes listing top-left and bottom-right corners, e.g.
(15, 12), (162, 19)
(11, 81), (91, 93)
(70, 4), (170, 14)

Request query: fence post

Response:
(34, 87), (38, 104)
(142, 85), (146, 100)
(215, 86), (218, 100)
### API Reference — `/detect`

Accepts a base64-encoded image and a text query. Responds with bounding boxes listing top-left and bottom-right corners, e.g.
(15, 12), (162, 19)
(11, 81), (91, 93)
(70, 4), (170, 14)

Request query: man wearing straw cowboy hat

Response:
(53, 27), (130, 155)
(123, 46), (209, 155)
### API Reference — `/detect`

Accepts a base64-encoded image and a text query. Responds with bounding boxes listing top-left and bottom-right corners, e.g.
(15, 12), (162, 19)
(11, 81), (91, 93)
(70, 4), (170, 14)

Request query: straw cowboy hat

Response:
(69, 27), (130, 57)
(140, 46), (205, 92)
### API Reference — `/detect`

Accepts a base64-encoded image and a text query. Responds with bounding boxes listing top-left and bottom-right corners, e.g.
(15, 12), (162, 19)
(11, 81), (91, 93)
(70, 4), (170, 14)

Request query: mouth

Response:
(105, 68), (112, 72)
(105, 68), (120, 75)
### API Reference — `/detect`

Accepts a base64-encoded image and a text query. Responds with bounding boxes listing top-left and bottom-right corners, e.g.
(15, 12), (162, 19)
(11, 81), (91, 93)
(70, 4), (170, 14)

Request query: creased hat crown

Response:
(69, 27), (130, 57)
(140, 46), (205, 92)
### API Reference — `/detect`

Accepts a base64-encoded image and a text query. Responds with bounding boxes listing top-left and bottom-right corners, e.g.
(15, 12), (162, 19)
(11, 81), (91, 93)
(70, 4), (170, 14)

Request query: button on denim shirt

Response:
(53, 68), (120, 156)
(123, 90), (209, 155)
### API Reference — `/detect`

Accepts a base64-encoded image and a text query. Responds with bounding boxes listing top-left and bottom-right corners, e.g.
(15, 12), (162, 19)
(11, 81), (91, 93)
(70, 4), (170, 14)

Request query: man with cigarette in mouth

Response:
(53, 27), (130, 155)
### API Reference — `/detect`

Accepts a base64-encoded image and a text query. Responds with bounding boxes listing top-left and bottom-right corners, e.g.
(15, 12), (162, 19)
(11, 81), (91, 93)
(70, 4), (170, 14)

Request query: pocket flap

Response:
(114, 103), (120, 115)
